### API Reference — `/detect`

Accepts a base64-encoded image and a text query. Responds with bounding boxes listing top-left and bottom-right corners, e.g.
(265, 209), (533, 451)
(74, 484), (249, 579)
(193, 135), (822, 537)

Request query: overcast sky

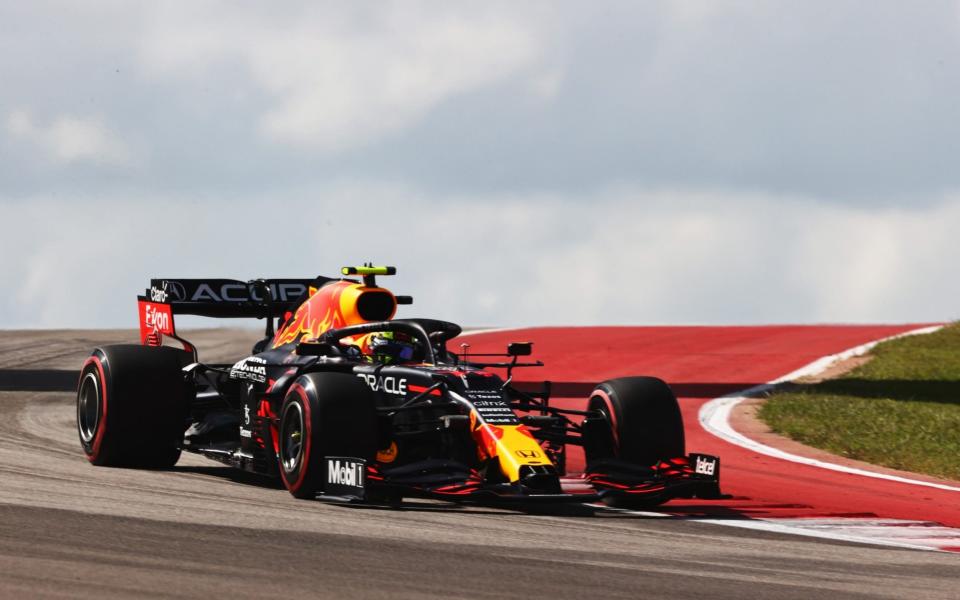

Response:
(2, 1), (959, 329)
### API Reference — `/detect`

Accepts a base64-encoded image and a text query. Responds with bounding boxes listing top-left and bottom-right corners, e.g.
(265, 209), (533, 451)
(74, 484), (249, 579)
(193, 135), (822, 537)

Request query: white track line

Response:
(692, 518), (960, 553)
(698, 325), (960, 493)
(688, 324), (960, 553)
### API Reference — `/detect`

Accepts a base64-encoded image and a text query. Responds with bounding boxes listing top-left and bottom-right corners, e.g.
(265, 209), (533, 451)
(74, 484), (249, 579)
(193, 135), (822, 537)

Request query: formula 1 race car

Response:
(76, 266), (721, 507)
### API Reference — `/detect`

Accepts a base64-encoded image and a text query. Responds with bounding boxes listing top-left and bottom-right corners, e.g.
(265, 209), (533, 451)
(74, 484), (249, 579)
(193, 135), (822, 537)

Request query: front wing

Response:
(322, 455), (722, 505)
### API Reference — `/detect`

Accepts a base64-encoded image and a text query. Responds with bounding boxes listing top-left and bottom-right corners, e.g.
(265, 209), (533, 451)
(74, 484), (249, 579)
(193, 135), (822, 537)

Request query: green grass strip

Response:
(758, 323), (960, 481)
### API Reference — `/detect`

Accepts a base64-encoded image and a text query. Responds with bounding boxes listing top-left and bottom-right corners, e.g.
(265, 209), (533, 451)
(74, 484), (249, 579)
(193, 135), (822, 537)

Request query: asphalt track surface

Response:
(0, 328), (956, 599)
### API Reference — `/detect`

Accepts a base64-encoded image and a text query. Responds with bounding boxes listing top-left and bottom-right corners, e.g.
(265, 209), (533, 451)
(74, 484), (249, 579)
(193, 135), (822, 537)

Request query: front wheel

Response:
(582, 377), (685, 508)
(278, 373), (377, 499)
(584, 376), (685, 466)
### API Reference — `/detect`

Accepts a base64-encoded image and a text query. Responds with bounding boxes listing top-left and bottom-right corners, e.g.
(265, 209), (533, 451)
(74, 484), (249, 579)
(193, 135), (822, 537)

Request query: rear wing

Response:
(137, 276), (335, 349)
(141, 278), (334, 318)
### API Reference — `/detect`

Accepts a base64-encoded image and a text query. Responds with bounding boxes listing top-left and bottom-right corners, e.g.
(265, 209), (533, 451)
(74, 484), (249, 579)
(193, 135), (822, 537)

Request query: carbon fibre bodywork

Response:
(114, 269), (722, 505)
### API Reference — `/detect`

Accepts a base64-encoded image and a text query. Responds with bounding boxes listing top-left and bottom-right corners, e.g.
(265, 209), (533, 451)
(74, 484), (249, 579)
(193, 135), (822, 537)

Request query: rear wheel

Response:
(278, 373), (377, 499)
(77, 345), (190, 468)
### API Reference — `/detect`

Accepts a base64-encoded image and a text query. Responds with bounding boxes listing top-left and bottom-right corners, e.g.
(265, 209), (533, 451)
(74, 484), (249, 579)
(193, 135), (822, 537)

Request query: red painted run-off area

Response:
(461, 325), (960, 528)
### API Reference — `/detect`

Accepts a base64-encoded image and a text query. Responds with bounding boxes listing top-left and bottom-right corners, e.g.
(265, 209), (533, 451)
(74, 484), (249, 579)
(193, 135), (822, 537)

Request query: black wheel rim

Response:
(77, 372), (100, 444)
(587, 395), (618, 461)
(280, 401), (305, 474)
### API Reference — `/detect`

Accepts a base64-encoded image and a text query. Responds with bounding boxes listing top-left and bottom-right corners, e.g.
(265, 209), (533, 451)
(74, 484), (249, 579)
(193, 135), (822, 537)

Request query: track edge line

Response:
(697, 325), (960, 494)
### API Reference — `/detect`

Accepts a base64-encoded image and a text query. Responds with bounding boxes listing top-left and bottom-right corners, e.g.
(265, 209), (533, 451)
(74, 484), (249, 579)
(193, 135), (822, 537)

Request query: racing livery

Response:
(76, 266), (722, 506)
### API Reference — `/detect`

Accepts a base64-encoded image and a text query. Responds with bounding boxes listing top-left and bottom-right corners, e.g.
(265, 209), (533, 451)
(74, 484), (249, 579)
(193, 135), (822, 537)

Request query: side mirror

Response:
(507, 342), (532, 357)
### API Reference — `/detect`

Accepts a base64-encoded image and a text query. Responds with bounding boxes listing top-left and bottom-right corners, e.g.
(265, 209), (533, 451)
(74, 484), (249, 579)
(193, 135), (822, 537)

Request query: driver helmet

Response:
(367, 331), (421, 364)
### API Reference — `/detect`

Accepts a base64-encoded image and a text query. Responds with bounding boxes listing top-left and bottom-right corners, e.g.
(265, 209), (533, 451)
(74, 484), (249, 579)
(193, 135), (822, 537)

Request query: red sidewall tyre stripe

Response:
(80, 356), (108, 462)
(592, 388), (619, 452)
(281, 383), (313, 493)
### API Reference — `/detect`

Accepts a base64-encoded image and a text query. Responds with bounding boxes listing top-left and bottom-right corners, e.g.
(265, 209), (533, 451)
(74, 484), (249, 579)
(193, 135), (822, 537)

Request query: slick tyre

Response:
(77, 345), (190, 468)
(278, 373), (377, 499)
(585, 376), (685, 467)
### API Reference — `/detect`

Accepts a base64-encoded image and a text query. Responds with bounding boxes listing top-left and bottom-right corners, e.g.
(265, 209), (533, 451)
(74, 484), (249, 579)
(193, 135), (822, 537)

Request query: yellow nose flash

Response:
(474, 421), (552, 482)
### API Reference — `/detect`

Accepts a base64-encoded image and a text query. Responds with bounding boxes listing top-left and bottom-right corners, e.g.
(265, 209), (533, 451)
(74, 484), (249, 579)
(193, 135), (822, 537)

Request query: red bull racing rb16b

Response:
(76, 266), (722, 507)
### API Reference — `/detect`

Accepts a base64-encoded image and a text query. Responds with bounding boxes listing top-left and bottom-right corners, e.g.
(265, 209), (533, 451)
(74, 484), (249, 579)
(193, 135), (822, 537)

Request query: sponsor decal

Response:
(376, 441), (398, 463)
(144, 304), (170, 332)
(138, 299), (175, 345)
(466, 391), (519, 425)
(325, 457), (366, 498)
(240, 428), (252, 438)
(515, 449), (541, 459)
(356, 373), (407, 395)
(230, 356), (267, 383)
(152, 280), (187, 302)
(141, 302), (174, 335)
(243, 404), (251, 425)
(467, 390), (507, 400)
(193, 283), (229, 302)
(150, 280), (307, 304)
(251, 283), (306, 303)
(695, 455), (717, 476)
(477, 416), (517, 425)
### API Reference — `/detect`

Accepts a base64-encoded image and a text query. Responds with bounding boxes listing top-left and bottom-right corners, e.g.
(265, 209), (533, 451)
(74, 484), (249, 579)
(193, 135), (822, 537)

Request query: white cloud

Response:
(527, 69), (564, 100)
(2, 185), (958, 329)
(5, 110), (132, 166)
(787, 203), (960, 321)
(6, 110), (31, 136)
(137, 2), (554, 152)
(2, 3), (959, 331)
